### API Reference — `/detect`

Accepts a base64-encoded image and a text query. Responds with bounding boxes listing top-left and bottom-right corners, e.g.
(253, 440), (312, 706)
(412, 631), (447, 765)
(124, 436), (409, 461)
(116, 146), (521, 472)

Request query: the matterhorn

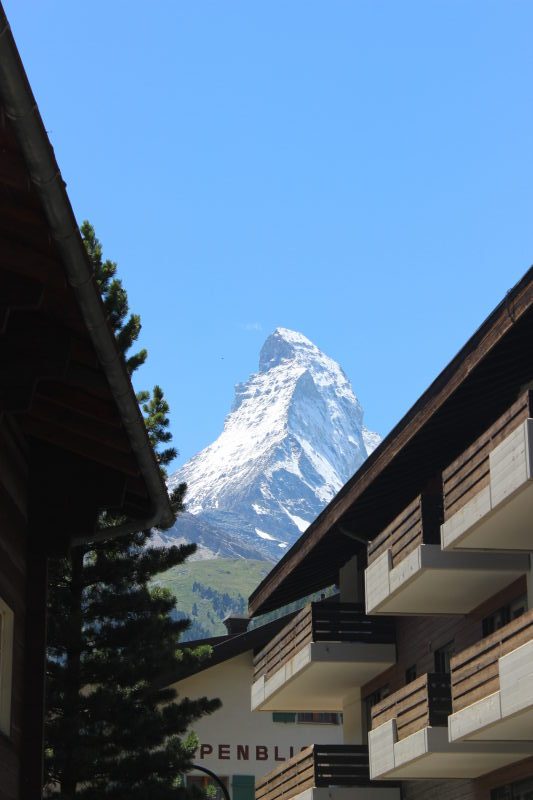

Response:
(162, 328), (379, 561)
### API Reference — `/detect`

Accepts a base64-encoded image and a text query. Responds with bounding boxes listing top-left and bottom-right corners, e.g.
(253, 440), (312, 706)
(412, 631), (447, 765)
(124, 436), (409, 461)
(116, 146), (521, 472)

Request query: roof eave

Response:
(0, 7), (174, 535)
(249, 267), (533, 616)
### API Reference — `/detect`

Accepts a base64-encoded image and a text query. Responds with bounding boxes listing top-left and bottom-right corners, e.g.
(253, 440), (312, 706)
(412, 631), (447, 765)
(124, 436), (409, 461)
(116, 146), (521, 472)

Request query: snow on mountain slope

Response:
(165, 328), (380, 561)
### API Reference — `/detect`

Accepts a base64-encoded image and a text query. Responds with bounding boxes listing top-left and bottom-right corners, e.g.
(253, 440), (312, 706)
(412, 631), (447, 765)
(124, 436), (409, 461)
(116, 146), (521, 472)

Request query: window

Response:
(491, 777), (533, 800)
(272, 712), (296, 723)
(296, 712), (340, 725)
(405, 664), (417, 683)
(434, 641), (454, 674)
(0, 597), (14, 737)
(483, 595), (527, 637)
(272, 712), (341, 725)
(232, 775), (255, 800)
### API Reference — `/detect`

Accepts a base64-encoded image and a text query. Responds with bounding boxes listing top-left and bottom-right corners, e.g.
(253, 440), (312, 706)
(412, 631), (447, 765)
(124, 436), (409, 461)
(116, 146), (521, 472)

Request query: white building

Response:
(164, 615), (344, 800)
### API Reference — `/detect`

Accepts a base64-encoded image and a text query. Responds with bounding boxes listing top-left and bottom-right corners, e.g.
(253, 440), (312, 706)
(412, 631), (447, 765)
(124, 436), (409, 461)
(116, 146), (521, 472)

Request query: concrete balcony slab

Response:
(365, 544), (528, 615)
(252, 640), (396, 712)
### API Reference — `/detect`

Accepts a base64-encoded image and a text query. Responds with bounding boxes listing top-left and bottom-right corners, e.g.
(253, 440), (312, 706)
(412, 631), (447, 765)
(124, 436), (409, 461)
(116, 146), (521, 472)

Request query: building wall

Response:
(401, 779), (474, 800)
(172, 651), (343, 793)
(361, 575), (531, 800)
(0, 417), (28, 800)
(362, 576), (527, 700)
(474, 755), (533, 800)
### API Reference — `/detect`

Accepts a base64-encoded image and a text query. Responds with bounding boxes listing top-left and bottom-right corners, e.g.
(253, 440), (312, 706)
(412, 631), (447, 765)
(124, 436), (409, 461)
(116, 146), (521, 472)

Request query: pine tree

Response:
(44, 223), (220, 799)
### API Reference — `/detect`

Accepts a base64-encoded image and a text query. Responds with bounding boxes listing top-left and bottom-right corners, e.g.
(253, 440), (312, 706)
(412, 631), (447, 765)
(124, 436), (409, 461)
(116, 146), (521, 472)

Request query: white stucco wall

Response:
(171, 650), (343, 785)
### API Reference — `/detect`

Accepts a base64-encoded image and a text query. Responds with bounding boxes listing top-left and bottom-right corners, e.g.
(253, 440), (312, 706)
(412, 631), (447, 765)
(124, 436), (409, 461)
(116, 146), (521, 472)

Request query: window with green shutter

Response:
(232, 775), (255, 800)
(272, 712), (296, 723)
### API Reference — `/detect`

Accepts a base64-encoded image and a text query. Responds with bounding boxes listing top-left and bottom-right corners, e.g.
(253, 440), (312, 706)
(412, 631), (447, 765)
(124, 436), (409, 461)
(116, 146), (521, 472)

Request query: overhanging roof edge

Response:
(0, 5), (174, 534)
(249, 268), (533, 616)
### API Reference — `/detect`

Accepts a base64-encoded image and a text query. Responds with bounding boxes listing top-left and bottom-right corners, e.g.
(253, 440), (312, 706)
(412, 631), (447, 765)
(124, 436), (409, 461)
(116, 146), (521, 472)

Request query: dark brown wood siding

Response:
(0, 416), (28, 800)
(362, 577), (527, 701)
(395, 758), (533, 800)
(362, 580), (532, 800)
(474, 756), (533, 800)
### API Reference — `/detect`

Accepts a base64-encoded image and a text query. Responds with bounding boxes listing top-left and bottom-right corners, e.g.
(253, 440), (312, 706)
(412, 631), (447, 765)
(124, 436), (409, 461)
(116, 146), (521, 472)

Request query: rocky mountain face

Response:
(160, 328), (379, 561)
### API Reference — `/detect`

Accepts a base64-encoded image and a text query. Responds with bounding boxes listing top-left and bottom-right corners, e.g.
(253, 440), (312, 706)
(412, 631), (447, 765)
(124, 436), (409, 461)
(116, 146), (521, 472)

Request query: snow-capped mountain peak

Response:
(259, 328), (318, 371)
(166, 329), (379, 561)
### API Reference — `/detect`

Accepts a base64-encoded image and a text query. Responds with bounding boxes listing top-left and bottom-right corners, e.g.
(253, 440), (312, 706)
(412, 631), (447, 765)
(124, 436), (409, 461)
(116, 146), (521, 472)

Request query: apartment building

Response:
(247, 269), (533, 800)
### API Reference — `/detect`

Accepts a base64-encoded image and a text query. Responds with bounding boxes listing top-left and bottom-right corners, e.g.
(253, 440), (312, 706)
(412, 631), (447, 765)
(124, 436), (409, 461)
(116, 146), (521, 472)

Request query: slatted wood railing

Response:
(451, 609), (533, 713)
(443, 390), (533, 521)
(255, 745), (372, 800)
(371, 673), (451, 741)
(253, 604), (313, 683)
(367, 492), (443, 568)
(253, 602), (395, 683)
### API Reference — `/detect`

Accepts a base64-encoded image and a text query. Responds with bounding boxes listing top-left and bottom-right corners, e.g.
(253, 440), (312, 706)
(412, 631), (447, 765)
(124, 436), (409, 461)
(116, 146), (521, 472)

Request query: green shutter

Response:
(272, 712), (296, 723)
(232, 775), (255, 800)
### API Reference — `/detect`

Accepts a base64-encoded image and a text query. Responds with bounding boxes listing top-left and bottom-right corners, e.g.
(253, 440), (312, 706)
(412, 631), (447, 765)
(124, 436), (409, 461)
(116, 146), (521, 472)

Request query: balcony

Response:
(251, 602), (396, 712)
(365, 493), (528, 615)
(441, 390), (533, 552)
(255, 744), (400, 800)
(449, 609), (533, 751)
(368, 673), (529, 780)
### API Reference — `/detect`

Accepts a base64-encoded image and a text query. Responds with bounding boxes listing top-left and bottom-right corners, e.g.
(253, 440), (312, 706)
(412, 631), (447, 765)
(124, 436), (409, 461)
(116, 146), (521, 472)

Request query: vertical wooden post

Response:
(19, 542), (48, 800)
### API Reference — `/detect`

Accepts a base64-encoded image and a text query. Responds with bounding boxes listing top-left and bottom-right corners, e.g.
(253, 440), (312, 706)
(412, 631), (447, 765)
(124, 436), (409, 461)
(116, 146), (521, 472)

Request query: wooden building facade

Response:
(0, 5), (173, 798)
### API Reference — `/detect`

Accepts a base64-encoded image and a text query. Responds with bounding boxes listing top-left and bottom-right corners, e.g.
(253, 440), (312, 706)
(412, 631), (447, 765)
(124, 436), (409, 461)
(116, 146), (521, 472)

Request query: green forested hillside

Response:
(154, 557), (338, 641)
(153, 558), (272, 640)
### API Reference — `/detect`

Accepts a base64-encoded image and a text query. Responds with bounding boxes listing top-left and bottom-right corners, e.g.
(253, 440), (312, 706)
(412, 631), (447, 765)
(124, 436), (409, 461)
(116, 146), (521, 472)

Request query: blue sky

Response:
(6, 1), (533, 469)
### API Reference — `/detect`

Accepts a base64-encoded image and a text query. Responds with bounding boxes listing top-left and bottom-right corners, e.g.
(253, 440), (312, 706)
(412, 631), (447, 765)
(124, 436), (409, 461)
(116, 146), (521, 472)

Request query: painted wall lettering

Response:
(237, 745), (249, 760)
(198, 744), (299, 762)
(200, 744), (213, 759)
(218, 744), (230, 760)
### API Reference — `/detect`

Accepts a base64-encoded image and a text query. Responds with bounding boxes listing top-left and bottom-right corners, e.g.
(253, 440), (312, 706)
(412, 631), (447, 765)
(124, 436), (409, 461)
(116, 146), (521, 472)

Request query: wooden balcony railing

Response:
(255, 745), (372, 800)
(371, 673), (451, 741)
(443, 390), (533, 521)
(253, 602), (395, 683)
(367, 492), (443, 568)
(451, 609), (533, 713)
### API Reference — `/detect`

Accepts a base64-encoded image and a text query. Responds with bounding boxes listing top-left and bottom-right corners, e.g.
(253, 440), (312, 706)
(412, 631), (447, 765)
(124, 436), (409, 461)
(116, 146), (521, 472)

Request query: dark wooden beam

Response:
(122, 491), (154, 518)
(19, 545), (47, 800)
(0, 146), (33, 194)
(0, 197), (47, 238)
(0, 309), (111, 411)
(0, 314), (71, 400)
(35, 381), (122, 427)
(81, 465), (127, 513)
(29, 394), (131, 454)
(0, 237), (66, 291)
(125, 474), (150, 500)
(0, 270), (44, 310)
(20, 415), (140, 477)
(64, 362), (110, 396)
(27, 441), (100, 553)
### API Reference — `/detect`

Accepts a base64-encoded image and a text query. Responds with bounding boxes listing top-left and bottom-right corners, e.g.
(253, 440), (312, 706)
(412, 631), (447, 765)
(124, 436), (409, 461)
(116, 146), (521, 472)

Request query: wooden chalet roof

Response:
(249, 267), (533, 616)
(0, 6), (174, 541)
